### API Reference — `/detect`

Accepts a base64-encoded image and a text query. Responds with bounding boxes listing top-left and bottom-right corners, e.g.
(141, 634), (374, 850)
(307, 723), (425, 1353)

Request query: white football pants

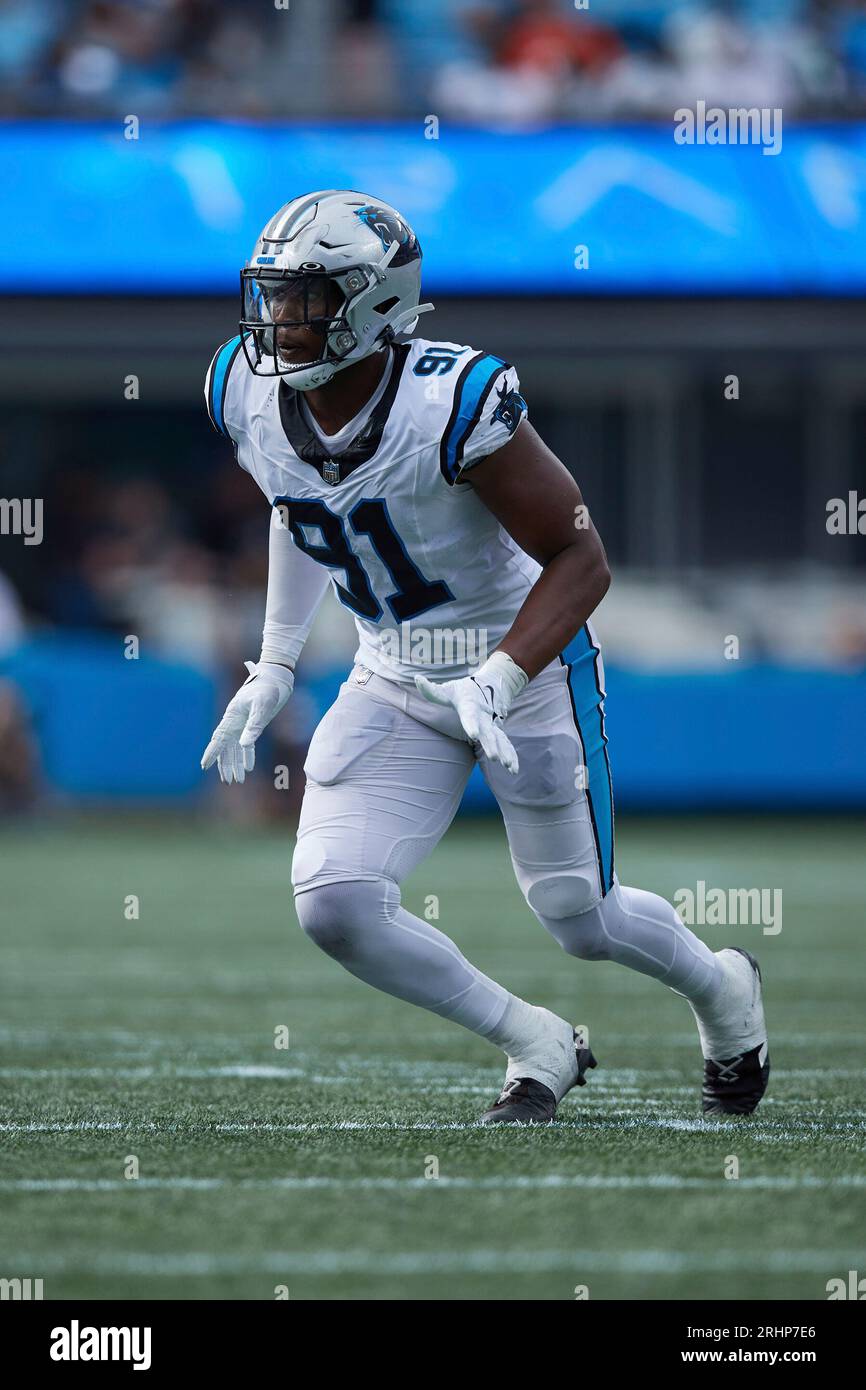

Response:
(292, 648), (723, 1042)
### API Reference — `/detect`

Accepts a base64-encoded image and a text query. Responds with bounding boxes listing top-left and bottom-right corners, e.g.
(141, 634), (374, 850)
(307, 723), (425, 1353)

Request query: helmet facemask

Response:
(240, 266), (371, 387)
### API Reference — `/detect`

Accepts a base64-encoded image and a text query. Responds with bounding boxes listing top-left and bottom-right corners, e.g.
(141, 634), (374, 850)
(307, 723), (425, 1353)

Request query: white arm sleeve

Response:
(259, 509), (330, 668)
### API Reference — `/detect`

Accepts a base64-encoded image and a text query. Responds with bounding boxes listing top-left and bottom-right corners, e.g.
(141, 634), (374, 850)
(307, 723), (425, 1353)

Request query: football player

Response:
(202, 191), (769, 1123)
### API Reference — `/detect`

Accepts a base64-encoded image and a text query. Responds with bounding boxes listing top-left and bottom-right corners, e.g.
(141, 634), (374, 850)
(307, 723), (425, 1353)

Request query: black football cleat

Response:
(700, 949), (770, 1115)
(702, 1041), (770, 1115)
(480, 1042), (597, 1125)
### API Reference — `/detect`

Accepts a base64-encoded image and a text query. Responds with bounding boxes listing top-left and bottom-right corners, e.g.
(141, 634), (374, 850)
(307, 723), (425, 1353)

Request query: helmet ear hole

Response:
(373, 296), (399, 314)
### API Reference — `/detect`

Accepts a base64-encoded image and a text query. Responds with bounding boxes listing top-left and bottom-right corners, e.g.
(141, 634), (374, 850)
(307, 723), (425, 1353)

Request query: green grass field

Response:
(1, 814), (864, 1301)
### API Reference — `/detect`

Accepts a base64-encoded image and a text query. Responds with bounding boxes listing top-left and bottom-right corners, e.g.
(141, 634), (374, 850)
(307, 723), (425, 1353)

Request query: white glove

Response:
(201, 660), (294, 784)
(415, 651), (528, 775)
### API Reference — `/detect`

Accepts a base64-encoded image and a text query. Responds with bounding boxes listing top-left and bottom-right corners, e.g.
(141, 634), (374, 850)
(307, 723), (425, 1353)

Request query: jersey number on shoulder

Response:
(413, 349), (462, 377)
(275, 496), (455, 622)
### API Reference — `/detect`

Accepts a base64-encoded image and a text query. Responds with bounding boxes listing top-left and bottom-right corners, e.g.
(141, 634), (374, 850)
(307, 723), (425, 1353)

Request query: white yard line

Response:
(3, 1248), (863, 1278)
(1, 1174), (865, 1193)
(211, 1116), (866, 1136)
(0, 1063), (863, 1082)
(0, 1066), (305, 1080)
(0, 1025), (863, 1051)
(0, 1121), (148, 1133)
(2, 1114), (861, 1136)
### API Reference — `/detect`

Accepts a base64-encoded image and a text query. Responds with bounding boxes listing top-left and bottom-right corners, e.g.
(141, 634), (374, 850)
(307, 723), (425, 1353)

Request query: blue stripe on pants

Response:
(561, 625), (615, 895)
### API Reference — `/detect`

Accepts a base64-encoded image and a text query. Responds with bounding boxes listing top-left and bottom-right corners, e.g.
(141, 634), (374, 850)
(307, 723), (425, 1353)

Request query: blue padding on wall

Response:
(1, 635), (217, 800)
(607, 665), (866, 808)
(461, 663), (866, 811)
(2, 638), (865, 807)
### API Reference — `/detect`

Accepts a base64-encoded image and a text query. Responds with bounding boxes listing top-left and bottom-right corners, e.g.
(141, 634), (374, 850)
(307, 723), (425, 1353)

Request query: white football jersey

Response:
(205, 336), (536, 682)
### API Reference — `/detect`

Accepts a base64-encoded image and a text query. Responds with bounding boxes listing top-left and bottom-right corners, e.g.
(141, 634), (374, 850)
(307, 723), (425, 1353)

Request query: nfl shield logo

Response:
(323, 458), (340, 486)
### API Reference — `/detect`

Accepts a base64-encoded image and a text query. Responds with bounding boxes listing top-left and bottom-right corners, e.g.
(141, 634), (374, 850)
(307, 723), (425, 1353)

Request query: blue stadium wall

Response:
(4, 122), (866, 295)
(3, 636), (865, 810)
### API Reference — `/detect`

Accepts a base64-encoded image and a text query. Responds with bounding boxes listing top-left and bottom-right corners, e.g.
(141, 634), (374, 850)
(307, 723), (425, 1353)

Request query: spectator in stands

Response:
(433, 0), (625, 126)
(0, 0), (863, 118)
(51, 0), (216, 114)
(0, 0), (63, 112)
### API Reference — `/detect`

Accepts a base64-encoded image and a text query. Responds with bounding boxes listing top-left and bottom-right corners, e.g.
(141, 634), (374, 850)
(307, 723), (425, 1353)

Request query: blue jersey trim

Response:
(207, 335), (244, 438)
(439, 352), (509, 485)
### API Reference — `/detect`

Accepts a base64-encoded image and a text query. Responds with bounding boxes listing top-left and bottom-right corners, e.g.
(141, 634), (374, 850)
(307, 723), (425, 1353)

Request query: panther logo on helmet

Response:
(354, 206), (420, 267)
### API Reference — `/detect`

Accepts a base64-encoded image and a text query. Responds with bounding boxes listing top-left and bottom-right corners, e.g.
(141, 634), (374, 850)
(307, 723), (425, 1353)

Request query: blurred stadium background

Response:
(1, 0), (866, 1305)
(1, 0), (865, 820)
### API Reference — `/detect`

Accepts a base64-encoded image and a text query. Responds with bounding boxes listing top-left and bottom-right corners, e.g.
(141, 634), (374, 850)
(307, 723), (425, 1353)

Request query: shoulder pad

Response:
(205, 335), (246, 438)
(438, 351), (525, 484)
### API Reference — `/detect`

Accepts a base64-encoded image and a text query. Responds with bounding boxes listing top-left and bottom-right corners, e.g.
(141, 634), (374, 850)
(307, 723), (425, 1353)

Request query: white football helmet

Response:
(240, 189), (433, 390)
